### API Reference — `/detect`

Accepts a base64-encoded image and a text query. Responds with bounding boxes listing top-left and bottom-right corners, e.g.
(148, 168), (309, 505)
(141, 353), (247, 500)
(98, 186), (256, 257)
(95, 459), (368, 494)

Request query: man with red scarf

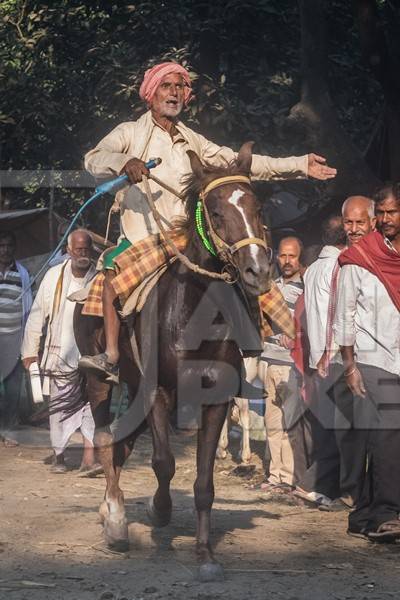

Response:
(334, 184), (400, 542)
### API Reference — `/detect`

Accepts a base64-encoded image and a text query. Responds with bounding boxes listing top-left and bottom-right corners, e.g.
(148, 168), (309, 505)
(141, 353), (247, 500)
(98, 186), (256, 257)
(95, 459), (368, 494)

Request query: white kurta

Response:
(303, 245), (342, 369)
(85, 110), (309, 245)
(22, 260), (96, 454)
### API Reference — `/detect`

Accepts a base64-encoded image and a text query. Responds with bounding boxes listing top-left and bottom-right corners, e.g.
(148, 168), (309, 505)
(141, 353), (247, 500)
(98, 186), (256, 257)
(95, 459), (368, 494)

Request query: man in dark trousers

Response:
(334, 184), (400, 541)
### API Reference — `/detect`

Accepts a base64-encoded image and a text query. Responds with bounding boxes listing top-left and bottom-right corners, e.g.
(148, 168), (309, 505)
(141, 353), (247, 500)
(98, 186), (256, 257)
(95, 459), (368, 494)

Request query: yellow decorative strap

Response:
(229, 237), (268, 254)
(201, 175), (251, 199)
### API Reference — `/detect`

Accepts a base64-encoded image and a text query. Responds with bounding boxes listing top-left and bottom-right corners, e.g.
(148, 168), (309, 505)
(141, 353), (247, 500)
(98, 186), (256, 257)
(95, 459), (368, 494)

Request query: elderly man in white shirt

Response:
(334, 184), (400, 542)
(295, 215), (347, 504)
(22, 230), (101, 476)
(79, 61), (337, 383)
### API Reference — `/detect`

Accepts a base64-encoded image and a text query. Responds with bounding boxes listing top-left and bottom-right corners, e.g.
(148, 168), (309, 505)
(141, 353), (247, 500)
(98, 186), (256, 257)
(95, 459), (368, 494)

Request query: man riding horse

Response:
(79, 61), (336, 382)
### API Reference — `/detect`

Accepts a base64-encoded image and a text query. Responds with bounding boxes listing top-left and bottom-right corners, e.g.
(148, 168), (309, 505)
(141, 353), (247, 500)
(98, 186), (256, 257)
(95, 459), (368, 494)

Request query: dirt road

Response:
(1, 426), (399, 600)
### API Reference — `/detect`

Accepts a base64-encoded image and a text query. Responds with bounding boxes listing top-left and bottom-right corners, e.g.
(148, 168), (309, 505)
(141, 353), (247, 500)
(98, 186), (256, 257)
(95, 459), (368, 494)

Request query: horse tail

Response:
(43, 368), (89, 421)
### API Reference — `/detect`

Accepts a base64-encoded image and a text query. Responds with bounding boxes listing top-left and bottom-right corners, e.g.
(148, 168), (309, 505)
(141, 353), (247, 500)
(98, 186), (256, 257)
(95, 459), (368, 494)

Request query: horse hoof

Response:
(216, 448), (227, 460)
(104, 518), (129, 553)
(98, 500), (108, 524)
(197, 562), (225, 582)
(106, 537), (130, 553)
(100, 501), (129, 552)
(147, 497), (171, 528)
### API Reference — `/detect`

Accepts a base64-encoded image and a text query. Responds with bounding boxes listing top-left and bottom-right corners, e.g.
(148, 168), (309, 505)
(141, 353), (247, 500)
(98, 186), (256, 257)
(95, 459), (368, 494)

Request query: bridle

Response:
(142, 172), (271, 284)
(197, 175), (271, 265)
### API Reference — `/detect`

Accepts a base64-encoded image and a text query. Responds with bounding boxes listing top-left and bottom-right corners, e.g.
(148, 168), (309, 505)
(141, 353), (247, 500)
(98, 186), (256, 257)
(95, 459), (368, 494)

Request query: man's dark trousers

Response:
(347, 364), (400, 533)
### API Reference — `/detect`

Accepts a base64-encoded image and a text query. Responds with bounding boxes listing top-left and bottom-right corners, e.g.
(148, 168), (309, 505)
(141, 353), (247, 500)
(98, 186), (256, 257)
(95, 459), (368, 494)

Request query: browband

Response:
(201, 175), (251, 199)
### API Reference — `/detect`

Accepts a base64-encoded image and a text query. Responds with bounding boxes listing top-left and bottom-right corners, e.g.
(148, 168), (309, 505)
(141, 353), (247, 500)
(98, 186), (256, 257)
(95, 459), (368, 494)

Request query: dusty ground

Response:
(1, 426), (400, 600)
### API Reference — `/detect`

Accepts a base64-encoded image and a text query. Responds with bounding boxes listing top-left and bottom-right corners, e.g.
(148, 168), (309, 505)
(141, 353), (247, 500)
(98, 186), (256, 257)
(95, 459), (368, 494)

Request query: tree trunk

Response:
(284, 0), (379, 201)
(192, 3), (221, 140)
(353, 0), (400, 180)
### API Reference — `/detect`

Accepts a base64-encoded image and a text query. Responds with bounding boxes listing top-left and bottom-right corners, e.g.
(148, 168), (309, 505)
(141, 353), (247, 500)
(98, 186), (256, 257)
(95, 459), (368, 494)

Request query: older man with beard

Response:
(79, 61), (337, 383)
(334, 184), (400, 541)
(22, 230), (101, 475)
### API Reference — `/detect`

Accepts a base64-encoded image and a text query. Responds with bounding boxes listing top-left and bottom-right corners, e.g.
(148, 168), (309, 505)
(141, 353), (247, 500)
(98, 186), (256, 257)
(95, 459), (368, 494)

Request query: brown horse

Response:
(73, 142), (272, 581)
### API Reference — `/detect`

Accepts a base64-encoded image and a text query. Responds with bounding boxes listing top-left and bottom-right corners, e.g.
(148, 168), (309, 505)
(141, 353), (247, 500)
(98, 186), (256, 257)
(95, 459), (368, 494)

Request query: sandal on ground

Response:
(78, 353), (119, 384)
(0, 435), (19, 447)
(293, 489), (332, 507)
(77, 463), (104, 478)
(51, 462), (68, 474)
(347, 527), (369, 540)
(319, 498), (349, 512)
(368, 520), (400, 543)
(259, 482), (294, 494)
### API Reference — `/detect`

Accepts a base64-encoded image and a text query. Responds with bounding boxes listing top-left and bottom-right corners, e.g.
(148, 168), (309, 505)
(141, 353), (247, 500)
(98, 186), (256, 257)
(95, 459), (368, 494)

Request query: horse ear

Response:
(187, 150), (205, 181)
(236, 141), (254, 174)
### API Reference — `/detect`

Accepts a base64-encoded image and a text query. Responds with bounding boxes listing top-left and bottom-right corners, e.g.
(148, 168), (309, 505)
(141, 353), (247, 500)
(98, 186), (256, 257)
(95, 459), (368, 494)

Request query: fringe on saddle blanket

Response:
(82, 231), (295, 339)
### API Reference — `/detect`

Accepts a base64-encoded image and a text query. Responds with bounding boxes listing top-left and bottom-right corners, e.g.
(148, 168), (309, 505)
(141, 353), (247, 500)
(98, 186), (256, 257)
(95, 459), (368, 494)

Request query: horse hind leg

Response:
(194, 402), (228, 582)
(147, 388), (175, 527)
(216, 414), (229, 460)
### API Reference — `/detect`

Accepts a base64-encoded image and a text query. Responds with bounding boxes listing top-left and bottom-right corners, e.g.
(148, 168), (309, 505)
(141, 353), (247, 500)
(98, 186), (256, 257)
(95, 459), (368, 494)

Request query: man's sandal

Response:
(78, 353), (119, 384)
(368, 521), (400, 543)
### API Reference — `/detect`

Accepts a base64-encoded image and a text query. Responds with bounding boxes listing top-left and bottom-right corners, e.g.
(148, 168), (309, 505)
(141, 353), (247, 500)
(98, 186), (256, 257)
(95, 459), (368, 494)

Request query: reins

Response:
(141, 173), (269, 283)
(142, 175), (234, 282)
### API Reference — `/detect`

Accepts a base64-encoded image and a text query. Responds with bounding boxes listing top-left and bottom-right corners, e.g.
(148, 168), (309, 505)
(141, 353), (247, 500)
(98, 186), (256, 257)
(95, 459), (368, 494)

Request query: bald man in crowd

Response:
(333, 195), (376, 506)
(260, 237), (307, 492)
(295, 216), (347, 506)
(342, 195), (376, 247)
(22, 230), (102, 476)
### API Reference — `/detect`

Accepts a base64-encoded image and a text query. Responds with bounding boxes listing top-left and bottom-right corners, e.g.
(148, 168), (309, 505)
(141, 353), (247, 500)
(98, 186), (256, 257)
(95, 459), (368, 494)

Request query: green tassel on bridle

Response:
(195, 200), (217, 257)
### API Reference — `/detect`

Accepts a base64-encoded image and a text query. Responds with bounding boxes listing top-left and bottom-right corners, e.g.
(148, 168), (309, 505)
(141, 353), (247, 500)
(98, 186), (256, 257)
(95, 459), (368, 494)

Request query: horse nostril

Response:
(245, 265), (259, 280)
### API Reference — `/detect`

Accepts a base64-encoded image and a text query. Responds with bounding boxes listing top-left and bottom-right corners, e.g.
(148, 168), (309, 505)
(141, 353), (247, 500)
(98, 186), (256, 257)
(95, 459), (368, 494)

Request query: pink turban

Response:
(139, 62), (193, 106)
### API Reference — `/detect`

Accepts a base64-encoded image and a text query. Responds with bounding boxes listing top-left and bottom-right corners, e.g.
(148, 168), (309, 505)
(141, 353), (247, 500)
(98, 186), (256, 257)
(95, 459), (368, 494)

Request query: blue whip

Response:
(16, 157), (162, 299)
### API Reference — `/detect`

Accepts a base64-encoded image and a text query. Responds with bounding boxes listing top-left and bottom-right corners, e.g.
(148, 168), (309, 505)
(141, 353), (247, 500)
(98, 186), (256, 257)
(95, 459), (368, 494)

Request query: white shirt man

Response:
(333, 187), (400, 541)
(22, 230), (101, 475)
(295, 215), (347, 503)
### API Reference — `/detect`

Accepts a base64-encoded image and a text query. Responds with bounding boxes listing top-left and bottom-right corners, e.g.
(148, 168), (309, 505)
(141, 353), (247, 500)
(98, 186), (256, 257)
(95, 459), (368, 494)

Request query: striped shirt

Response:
(262, 273), (304, 364)
(0, 264), (23, 334)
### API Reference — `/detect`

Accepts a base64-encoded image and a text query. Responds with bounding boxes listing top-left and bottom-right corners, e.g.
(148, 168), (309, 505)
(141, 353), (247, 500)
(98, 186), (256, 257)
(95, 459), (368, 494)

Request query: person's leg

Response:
(335, 374), (369, 506)
(49, 409), (68, 473)
(282, 366), (308, 485)
(78, 404), (102, 473)
(295, 368), (341, 500)
(79, 269), (120, 383)
(264, 364), (286, 485)
(3, 361), (23, 430)
(358, 365), (400, 533)
(80, 434), (96, 467)
(274, 365), (297, 487)
(102, 271), (120, 364)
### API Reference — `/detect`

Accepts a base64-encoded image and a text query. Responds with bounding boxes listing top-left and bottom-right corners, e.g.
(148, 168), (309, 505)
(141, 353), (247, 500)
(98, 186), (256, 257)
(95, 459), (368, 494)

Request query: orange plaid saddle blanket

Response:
(82, 232), (295, 339)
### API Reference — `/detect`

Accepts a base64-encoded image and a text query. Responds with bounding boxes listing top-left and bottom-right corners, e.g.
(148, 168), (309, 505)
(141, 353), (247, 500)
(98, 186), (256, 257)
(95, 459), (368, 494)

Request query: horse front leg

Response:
(92, 378), (144, 552)
(195, 401), (229, 582)
(147, 388), (175, 527)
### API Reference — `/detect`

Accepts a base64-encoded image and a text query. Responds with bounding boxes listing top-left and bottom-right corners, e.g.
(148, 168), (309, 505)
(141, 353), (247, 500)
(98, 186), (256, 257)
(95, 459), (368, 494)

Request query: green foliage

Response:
(0, 0), (387, 230)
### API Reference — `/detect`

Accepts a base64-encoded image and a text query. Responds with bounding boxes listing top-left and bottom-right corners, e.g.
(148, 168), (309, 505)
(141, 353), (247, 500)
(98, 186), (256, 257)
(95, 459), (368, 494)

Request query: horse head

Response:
(187, 142), (272, 297)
